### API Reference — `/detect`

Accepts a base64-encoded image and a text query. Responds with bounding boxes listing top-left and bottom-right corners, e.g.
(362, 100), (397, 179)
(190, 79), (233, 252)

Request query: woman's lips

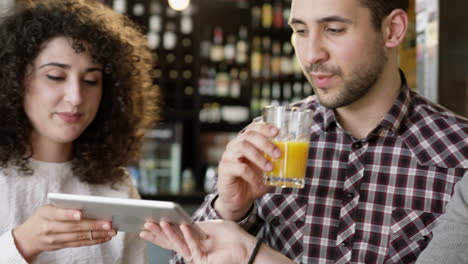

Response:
(57, 112), (83, 123)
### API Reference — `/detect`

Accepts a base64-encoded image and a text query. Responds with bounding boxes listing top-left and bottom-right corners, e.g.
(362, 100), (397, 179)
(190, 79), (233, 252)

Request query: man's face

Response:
(290, 0), (388, 109)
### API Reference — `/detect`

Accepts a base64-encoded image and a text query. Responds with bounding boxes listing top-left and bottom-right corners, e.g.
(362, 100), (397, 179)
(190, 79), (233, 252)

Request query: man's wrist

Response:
(213, 196), (253, 221)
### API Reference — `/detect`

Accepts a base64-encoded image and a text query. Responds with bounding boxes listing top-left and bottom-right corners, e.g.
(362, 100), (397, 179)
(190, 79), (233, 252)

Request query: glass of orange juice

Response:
(262, 106), (313, 189)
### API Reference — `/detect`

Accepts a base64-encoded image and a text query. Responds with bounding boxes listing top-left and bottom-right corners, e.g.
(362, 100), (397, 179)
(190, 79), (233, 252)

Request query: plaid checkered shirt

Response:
(172, 73), (468, 264)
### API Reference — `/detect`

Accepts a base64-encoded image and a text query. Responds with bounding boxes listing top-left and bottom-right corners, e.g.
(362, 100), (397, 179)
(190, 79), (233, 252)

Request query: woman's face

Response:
(24, 36), (103, 147)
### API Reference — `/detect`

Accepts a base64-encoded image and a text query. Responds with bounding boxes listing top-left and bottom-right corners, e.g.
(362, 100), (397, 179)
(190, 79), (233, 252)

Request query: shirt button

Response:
(352, 141), (363, 150)
(341, 241), (349, 247)
(346, 192), (354, 199)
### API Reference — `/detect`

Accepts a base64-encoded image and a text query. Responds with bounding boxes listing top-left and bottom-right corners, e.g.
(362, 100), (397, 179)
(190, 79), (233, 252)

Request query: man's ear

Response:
(382, 9), (408, 48)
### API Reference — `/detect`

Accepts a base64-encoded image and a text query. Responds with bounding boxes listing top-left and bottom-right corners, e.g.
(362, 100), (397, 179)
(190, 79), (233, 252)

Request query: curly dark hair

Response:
(0, 0), (159, 184)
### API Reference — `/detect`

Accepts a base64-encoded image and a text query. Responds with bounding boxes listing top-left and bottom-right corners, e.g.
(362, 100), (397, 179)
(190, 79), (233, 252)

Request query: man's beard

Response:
(305, 42), (388, 109)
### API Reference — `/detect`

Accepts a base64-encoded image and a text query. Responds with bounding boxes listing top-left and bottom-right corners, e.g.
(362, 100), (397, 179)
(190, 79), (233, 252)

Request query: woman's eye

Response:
(46, 75), (65, 81)
(84, 80), (99, 86)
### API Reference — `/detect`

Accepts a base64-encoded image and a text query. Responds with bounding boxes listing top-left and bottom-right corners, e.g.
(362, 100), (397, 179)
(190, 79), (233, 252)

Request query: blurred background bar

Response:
(6, 0), (467, 262)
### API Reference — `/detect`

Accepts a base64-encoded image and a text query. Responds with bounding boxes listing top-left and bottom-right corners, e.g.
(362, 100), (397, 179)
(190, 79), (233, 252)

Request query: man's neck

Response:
(335, 67), (402, 140)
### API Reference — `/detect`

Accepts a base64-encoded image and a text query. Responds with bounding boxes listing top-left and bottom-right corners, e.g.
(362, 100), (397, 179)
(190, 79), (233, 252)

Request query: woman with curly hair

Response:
(0, 0), (158, 263)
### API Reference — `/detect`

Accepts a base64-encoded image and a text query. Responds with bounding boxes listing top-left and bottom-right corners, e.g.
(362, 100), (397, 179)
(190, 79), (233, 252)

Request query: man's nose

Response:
(305, 36), (329, 65)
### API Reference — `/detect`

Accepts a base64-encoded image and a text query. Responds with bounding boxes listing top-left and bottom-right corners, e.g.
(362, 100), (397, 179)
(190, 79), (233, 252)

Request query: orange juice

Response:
(265, 140), (309, 188)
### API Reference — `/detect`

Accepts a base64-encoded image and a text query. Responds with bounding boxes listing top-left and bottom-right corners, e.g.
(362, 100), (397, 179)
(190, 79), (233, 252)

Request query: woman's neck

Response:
(30, 135), (73, 163)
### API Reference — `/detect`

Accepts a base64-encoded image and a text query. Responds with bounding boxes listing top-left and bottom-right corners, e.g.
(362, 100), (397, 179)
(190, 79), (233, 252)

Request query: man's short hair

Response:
(359, 0), (409, 31)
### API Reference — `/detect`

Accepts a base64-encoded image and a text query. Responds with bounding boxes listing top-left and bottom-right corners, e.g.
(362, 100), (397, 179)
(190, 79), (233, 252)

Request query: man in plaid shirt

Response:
(140, 0), (468, 263)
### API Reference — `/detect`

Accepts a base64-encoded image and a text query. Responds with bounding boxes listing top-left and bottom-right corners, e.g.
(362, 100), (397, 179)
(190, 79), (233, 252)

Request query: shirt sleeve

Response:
(416, 171), (468, 264)
(0, 230), (28, 264)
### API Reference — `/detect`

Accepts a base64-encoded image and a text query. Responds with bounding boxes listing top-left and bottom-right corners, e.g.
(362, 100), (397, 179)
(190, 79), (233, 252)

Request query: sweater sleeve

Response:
(0, 230), (29, 264)
(416, 171), (468, 264)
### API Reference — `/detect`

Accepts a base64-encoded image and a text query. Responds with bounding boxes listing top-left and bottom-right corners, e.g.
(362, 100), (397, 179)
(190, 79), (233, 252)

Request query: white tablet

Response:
(48, 193), (206, 239)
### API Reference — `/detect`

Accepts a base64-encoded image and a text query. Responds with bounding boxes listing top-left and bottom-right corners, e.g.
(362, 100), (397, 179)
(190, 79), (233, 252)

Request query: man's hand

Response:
(215, 122), (281, 220)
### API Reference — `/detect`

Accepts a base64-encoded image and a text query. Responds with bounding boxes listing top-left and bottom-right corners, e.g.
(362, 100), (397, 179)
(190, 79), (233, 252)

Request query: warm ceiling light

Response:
(168, 0), (190, 11)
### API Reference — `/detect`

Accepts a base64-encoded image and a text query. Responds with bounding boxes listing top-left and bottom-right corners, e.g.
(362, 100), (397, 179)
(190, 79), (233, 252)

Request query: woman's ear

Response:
(382, 9), (409, 48)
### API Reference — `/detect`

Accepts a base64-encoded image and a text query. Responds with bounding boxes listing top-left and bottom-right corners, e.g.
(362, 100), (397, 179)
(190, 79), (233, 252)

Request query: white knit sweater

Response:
(0, 159), (148, 264)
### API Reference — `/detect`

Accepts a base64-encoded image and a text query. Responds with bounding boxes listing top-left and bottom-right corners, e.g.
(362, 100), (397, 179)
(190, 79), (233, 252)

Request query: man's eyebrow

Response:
(317, 16), (353, 24)
(288, 18), (306, 26)
(288, 16), (353, 26)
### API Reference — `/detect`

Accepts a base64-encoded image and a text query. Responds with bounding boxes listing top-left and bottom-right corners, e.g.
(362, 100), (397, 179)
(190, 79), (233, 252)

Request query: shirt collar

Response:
(378, 70), (411, 133)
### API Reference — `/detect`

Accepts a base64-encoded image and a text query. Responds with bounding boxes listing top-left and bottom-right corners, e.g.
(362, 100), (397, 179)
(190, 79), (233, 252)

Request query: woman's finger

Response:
(39, 204), (82, 222)
(44, 219), (112, 234)
(46, 230), (117, 244)
(56, 237), (112, 250)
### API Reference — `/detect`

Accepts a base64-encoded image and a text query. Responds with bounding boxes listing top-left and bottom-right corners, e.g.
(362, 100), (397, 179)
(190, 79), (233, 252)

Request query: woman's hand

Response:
(13, 204), (117, 262)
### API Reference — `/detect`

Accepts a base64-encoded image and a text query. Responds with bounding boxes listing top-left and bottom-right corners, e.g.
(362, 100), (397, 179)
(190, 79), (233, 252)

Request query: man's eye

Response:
(327, 28), (345, 34)
(294, 29), (307, 35)
(47, 75), (65, 81)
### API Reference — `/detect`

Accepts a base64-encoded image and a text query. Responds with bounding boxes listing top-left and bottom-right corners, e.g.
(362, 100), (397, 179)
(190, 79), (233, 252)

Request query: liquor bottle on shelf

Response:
(250, 81), (262, 117)
(273, 0), (284, 29)
(282, 1), (291, 29)
(200, 27), (212, 61)
(215, 63), (230, 97)
(210, 27), (225, 63)
(236, 26), (249, 65)
(229, 68), (241, 98)
(281, 42), (294, 76)
(271, 81), (281, 106)
(271, 41), (282, 78)
(224, 34), (236, 65)
(206, 66), (217, 96)
(282, 81), (292, 104)
(261, 81), (271, 109)
(163, 22), (177, 50)
(251, 5), (262, 29)
(180, 14), (193, 35)
(261, 0), (273, 29)
(261, 36), (272, 79)
(292, 81), (303, 101)
(199, 65), (209, 96)
(251, 36), (262, 78)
